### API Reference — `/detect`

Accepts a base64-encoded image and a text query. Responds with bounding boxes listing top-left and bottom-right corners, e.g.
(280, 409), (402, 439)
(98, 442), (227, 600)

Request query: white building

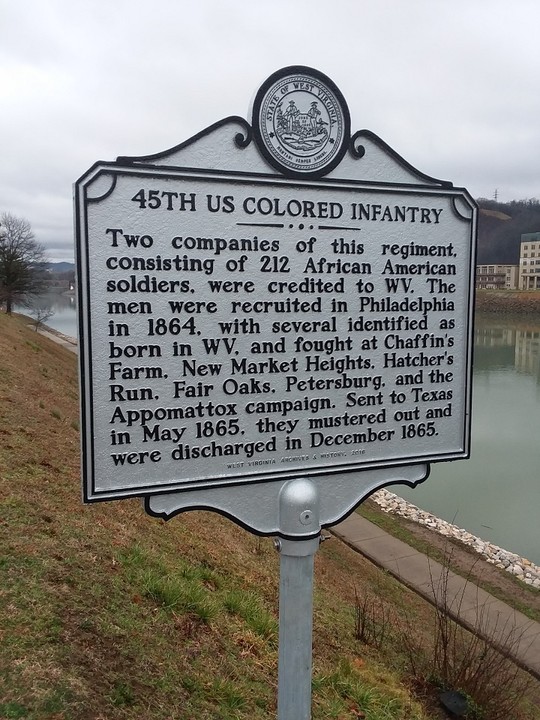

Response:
(476, 264), (519, 290)
(519, 232), (540, 290)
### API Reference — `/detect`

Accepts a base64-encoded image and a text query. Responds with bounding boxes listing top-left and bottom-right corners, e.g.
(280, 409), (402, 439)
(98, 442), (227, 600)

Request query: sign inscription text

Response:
(78, 171), (474, 499)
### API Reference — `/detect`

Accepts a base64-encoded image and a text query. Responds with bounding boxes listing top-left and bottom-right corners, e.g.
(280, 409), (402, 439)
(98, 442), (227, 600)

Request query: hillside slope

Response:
(1, 312), (539, 719)
(0, 312), (434, 719)
(477, 199), (540, 264)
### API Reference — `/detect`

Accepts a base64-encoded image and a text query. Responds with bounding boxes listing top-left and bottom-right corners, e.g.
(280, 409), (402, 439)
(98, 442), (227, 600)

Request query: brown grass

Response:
(0, 311), (538, 720)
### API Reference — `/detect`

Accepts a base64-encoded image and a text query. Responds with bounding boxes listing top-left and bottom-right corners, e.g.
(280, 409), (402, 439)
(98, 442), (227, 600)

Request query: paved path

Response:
(37, 328), (78, 354)
(333, 513), (540, 679)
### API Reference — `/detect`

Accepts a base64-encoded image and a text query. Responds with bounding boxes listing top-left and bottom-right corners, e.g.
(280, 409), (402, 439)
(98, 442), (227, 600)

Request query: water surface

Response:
(21, 292), (77, 337)
(396, 314), (540, 565)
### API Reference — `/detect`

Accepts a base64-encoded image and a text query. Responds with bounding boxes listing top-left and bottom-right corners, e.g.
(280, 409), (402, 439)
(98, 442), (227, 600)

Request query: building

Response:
(519, 232), (540, 290)
(476, 264), (519, 290)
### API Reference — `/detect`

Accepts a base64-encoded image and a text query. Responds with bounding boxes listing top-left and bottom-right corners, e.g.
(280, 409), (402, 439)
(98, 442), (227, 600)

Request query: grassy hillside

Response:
(0, 312), (538, 719)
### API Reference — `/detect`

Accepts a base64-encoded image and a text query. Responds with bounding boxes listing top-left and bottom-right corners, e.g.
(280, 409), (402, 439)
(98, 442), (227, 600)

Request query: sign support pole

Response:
(275, 478), (321, 720)
(276, 536), (320, 720)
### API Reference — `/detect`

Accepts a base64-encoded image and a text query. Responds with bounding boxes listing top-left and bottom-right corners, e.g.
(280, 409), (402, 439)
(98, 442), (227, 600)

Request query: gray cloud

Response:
(1, 0), (539, 260)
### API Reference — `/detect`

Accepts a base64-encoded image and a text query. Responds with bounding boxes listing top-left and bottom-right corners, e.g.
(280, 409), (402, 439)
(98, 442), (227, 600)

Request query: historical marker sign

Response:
(75, 66), (476, 503)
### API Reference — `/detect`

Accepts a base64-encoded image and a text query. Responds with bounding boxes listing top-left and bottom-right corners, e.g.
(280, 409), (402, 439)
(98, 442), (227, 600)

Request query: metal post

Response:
(276, 536), (320, 720)
(275, 479), (321, 720)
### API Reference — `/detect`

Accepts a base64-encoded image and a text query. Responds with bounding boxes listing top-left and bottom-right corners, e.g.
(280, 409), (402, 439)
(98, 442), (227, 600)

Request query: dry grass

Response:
(0, 311), (538, 719)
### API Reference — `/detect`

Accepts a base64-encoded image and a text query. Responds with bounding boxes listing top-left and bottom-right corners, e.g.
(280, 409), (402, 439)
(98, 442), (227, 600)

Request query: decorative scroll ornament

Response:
(252, 65), (350, 179)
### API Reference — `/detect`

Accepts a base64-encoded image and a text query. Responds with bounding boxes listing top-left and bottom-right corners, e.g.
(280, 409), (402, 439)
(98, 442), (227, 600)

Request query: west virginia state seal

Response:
(252, 66), (350, 178)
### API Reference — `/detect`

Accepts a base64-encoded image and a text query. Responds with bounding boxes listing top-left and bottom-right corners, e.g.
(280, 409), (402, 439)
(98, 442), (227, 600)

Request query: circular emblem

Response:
(252, 66), (350, 178)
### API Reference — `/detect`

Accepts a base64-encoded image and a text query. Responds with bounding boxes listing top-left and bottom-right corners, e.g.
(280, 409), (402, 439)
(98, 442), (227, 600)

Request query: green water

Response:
(396, 314), (540, 565)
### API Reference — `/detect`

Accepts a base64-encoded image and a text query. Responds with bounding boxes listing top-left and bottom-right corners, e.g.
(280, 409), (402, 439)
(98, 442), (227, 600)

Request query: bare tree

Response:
(0, 212), (48, 313)
(29, 302), (54, 332)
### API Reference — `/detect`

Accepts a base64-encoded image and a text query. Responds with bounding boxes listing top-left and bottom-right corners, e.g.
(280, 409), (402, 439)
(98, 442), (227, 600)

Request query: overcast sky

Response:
(1, 0), (539, 261)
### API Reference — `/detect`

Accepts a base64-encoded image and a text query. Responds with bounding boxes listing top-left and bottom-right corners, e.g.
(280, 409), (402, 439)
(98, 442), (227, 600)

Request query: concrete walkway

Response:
(36, 328), (78, 354)
(333, 512), (540, 679)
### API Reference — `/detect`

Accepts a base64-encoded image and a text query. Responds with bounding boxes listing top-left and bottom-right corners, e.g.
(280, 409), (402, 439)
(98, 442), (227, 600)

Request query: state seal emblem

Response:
(252, 66), (350, 178)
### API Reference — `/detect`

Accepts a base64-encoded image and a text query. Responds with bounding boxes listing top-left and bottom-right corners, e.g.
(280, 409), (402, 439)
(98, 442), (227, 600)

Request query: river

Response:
(21, 291), (78, 337)
(397, 313), (540, 565)
(25, 296), (540, 565)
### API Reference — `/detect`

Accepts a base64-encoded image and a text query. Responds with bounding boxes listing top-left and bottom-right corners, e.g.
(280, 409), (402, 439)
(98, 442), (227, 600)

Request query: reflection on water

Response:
(515, 327), (540, 377)
(475, 319), (540, 378)
(397, 313), (540, 565)
(18, 291), (78, 337)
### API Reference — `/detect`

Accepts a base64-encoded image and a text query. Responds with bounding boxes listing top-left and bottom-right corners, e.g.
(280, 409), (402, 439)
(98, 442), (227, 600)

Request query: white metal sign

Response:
(75, 67), (476, 504)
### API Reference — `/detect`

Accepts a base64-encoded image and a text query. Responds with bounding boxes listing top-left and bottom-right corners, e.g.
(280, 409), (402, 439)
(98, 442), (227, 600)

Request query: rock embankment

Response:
(476, 290), (540, 315)
(372, 489), (540, 589)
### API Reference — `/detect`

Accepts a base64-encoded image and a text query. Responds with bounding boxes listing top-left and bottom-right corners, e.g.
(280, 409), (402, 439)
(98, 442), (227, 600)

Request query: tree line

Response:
(476, 197), (540, 264)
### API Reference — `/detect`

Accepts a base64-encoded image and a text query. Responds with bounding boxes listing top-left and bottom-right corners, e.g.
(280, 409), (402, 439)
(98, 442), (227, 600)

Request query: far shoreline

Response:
(475, 289), (540, 315)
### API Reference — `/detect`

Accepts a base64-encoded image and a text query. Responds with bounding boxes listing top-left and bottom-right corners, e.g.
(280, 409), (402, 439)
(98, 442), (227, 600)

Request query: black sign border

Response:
(75, 163), (476, 503)
(251, 65), (351, 180)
